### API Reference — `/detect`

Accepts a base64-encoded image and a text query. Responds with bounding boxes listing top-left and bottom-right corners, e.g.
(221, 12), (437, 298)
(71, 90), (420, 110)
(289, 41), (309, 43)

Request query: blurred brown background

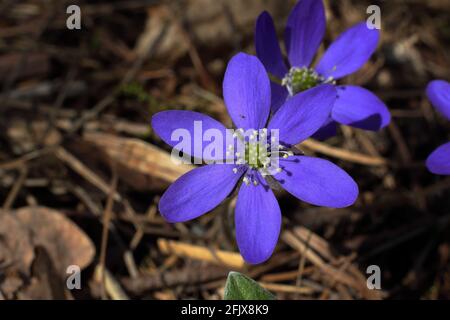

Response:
(0, 0), (449, 300)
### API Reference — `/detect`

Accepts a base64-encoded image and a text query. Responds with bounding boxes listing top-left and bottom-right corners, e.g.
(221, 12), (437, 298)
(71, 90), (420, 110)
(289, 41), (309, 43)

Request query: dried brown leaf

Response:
(0, 213), (34, 275)
(134, 1), (290, 62)
(14, 207), (95, 275)
(83, 132), (194, 191)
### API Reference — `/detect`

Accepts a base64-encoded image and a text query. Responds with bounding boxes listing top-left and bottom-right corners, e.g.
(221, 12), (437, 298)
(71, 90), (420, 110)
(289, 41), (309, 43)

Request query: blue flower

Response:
(151, 53), (358, 264)
(255, 0), (391, 139)
(426, 80), (450, 175)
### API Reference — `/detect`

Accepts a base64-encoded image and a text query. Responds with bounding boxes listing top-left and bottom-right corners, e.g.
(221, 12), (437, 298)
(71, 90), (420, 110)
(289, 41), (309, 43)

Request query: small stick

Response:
(2, 165), (28, 211)
(260, 268), (314, 283)
(259, 282), (315, 295)
(296, 228), (312, 287)
(55, 147), (121, 201)
(99, 169), (118, 300)
(299, 139), (388, 166)
(94, 265), (129, 300)
(281, 231), (371, 298)
(157, 239), (245, 269)
(387, 122), (412, 164)
(123, 251), (139, 279)
(0, 146), (52, 170)
(121, 265), (228, 294)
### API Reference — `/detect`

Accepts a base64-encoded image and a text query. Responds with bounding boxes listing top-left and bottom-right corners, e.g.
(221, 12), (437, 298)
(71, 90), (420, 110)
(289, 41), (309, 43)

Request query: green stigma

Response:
(282, 67), (325, 96)
(245, 141), (269, 169)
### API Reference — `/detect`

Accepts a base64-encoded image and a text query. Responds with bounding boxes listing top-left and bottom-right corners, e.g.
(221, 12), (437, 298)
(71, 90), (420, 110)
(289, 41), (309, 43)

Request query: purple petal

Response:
(312, 118), (337, 140)
(332, 85), (391, 130)
(235, 173), (281, 264)
(285, 0), (326, 68)
(275, 156), (358, 208)
(271, 81), (288, 113)
(223, 53), (271, 130)
(426, 142), (450, 175)
(152, 110), (230, 160)
(427, 80), (450, 121)
(255, 11), (288, 79)
(159, 164), (243, 222)
(268, 84), (336, 145)
(316, 22), (379, 80)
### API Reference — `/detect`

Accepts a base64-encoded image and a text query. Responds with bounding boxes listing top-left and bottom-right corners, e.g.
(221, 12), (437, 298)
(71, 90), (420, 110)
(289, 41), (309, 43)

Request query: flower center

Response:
(282, 67), (328, 96)
(231, 128), (294, 186)
(244, 140), (269, 169)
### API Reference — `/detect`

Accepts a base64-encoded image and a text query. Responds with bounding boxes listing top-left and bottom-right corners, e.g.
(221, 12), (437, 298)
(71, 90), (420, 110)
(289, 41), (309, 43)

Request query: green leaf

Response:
(224, 271), (276, 300)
